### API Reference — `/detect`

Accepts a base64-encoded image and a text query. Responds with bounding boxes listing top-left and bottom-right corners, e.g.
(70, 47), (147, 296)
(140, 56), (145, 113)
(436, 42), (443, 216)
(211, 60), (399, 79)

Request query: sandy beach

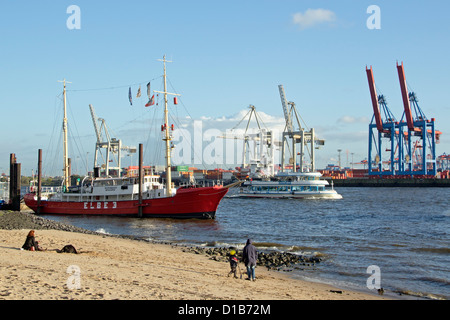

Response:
(0, 226), (390, 300)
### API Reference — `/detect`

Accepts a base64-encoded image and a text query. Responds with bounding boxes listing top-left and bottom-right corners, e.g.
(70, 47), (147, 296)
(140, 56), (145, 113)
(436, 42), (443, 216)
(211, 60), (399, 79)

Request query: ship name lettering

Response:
(83, 201), (117, 209)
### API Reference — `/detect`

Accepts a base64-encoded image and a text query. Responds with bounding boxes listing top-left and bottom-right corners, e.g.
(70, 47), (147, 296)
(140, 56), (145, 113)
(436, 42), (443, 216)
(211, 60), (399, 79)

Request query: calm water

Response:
(42, 187), (449, 299)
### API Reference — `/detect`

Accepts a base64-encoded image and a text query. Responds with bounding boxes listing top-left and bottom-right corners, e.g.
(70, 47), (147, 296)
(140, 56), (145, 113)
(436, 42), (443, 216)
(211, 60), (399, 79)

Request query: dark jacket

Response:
(22, 236), (37, 250)
(243, 239), (258, 266)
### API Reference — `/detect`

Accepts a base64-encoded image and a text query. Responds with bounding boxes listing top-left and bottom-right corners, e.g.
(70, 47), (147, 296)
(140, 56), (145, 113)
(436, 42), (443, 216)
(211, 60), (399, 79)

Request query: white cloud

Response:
(292, 9), (336, 30)
(192, 109), (286, 130)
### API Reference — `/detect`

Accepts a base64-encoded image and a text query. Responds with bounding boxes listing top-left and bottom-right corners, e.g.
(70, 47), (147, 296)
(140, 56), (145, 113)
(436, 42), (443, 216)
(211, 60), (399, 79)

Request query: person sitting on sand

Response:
(243, 238), (258, 281)
(22, 230), (45, 251)
(228, 249), (239, 278)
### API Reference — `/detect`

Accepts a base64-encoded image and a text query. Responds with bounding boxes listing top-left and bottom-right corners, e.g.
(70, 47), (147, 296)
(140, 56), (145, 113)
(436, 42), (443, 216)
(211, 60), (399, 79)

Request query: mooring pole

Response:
(138, 143), (143, 218)
(9, 153), (16, 204)
(37, 149), (42, 214)
(14, 162), (21, 211)
(9, 153), (21, 211)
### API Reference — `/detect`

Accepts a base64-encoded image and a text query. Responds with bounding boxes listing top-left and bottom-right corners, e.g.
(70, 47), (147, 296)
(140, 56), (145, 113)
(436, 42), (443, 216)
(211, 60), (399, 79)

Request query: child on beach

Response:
(228, 249), (239, 278)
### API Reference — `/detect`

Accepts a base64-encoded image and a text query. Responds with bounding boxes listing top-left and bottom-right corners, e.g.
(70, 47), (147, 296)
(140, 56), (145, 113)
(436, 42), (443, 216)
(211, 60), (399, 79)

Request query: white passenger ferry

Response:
(238, 172), (342, 199)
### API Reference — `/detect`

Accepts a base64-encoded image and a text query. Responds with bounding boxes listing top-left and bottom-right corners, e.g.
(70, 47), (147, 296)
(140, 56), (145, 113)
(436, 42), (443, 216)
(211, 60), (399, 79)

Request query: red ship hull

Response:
(24, 186), (228, 219)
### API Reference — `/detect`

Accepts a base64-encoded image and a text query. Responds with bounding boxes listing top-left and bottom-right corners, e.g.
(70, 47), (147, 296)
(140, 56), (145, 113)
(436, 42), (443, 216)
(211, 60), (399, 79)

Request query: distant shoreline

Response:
(331, 177), (450, 187)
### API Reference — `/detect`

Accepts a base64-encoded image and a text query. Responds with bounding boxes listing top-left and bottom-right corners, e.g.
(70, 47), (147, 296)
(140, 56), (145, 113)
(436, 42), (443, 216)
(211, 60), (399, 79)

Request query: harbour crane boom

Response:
(366, 66), (386, 133)
(396, 62), (416, 131)
(278, 85), (293, 133)
(89, 104), (102, 142)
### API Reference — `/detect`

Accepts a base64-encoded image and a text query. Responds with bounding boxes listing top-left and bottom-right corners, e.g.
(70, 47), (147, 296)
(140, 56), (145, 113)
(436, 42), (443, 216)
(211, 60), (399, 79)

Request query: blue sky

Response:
(0, 1), (449, 176)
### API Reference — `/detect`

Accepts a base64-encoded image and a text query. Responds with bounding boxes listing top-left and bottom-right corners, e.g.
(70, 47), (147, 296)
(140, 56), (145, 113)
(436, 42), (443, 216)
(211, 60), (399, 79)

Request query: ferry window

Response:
(261, 186), (268, 191)
(279, 186), (288, 192)
(269, 186), (277, 191)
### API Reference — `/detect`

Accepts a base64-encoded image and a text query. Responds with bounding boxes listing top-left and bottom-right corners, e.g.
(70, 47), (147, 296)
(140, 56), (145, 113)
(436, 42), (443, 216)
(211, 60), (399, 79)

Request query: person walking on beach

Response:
(22, 230), (44, 251)
(243, 238), (257, 281)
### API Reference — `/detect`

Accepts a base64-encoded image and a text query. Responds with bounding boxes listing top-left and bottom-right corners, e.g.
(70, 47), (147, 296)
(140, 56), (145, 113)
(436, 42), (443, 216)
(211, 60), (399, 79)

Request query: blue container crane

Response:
(366, 66), (400, 176)
(396, 62), (441, 177)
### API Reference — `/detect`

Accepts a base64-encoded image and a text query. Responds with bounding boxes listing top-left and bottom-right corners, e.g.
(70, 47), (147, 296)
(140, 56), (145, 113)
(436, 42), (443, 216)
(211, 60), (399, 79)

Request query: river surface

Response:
(41, 187), (450, 300)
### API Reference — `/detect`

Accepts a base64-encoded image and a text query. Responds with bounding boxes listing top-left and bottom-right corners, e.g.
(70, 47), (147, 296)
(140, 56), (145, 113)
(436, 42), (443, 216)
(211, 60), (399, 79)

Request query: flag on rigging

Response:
(146, 82), (151, 98)
(128, 87), (132, 106)
(136, 85), (141, 98)
(145, 95), (155, 107)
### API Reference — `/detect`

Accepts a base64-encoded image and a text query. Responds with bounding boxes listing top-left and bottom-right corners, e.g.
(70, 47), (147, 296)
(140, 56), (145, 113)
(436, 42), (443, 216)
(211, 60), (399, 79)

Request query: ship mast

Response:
(58, 78), (71, 191)
(154, 55), (181, 197)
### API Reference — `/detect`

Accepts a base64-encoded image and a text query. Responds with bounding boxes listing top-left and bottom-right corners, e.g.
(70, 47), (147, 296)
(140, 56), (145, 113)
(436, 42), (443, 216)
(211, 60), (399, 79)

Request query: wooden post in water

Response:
(138, 143), (143, 218)
(37, 149), (42, 214)
(14, 163), (21, 211)
(9, 153), (16, 204)
(9, 153), (21, 211)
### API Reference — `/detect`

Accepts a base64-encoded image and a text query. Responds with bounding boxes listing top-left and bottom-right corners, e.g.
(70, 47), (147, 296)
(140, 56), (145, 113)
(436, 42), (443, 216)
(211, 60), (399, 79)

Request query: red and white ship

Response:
(24, 179), (228, 219)
(24, 56), (228, 218)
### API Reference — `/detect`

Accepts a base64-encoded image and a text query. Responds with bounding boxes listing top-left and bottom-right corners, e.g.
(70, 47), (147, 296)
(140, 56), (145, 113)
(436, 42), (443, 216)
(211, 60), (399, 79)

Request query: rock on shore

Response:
(0, 210), (96, 235)
(181, 245), (322, 270)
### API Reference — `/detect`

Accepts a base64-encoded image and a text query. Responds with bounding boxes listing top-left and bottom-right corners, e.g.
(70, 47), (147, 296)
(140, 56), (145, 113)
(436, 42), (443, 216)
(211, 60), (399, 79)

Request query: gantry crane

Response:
(219, 105), (275, 178)
(366, 63), (442, 178)
(396, 62), (441, 176)
(89, 104), (136, 177)
(278, 85), (324, 173)
(366, 66), (399, 176)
